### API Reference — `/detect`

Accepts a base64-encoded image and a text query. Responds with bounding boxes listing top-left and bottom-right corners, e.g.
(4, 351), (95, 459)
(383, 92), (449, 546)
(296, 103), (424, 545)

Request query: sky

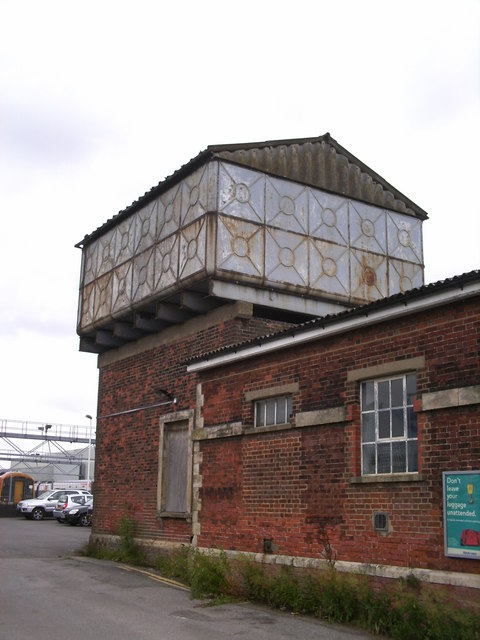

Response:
(0, 0), (479, 452)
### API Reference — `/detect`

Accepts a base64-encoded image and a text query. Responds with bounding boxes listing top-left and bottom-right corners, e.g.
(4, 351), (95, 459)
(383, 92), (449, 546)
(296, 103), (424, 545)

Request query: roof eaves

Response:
(186, 270), (480, 366)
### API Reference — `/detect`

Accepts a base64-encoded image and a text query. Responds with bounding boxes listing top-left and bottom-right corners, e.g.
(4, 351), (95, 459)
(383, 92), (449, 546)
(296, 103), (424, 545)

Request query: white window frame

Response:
(254, 395), (293, 428)
(361, 373), (417, 475)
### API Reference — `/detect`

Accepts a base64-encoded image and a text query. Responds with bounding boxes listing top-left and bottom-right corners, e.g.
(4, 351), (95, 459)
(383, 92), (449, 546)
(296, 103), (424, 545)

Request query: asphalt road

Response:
(0, 517), (376, 640)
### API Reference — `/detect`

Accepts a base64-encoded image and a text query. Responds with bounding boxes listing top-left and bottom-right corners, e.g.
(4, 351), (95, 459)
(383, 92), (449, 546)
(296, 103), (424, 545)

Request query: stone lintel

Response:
(244, 382), (299, 402)
(347, 356), (425, 382)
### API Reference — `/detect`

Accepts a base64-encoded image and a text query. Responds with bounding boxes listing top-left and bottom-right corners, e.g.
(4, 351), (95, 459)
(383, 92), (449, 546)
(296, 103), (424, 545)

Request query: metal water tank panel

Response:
(77, 159), (424, 333)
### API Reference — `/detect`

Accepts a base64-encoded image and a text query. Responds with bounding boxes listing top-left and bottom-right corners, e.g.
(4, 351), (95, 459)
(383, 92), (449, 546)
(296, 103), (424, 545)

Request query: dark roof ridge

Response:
(207, 133), (333, 153)
(185, 269), (480, 365)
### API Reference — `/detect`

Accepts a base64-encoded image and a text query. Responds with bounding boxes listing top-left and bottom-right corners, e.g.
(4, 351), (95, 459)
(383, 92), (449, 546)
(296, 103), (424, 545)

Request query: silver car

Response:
(17, 490), (92, 521)
(63, 498), (93, 527)
(53, 494), (91, 522)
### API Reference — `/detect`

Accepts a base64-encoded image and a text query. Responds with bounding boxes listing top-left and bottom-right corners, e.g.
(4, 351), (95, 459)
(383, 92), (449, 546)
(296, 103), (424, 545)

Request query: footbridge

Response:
(0, 418), (96, 467)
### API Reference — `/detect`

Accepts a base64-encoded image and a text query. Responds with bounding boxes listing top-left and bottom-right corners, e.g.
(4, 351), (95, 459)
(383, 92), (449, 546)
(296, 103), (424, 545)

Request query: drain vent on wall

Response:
(373, 512), (389, 532)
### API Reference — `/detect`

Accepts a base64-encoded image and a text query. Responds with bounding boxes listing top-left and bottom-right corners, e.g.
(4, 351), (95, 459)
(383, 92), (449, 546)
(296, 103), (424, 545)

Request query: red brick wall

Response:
(93, 314), (291, 541)
(197, 298), (480, 574)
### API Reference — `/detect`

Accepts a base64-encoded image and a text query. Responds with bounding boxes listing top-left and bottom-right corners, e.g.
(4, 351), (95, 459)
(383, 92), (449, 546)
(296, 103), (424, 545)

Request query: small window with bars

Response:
(254, 396), (293, 428)
(361, 373), (417, 475)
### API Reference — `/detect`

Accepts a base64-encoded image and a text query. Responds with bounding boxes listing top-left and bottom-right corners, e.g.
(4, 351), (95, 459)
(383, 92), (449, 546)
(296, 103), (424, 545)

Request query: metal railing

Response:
(0, 419), (96, 444)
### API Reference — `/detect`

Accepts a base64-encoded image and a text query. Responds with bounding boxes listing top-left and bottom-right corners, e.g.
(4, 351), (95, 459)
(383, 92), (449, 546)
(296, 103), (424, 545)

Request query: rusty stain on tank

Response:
(363, 267), (377, 287)
(351, 253), (379, 302)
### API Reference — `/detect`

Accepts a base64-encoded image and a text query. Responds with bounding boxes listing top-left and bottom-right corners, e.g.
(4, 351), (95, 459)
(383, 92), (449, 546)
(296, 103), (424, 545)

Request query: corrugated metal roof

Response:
(212, 134), (427, 219)
(76, 133), (428, 248)
(185, 269), (480, 366)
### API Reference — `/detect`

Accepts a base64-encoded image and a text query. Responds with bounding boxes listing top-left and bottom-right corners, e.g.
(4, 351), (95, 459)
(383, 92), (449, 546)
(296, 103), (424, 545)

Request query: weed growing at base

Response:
(85, 538), (480, 640)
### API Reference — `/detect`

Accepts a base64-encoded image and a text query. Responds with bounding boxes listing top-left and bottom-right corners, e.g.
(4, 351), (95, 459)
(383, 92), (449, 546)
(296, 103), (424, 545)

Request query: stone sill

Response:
(157, 511), (191, 521)
(296, 406), (348, 427)
(244, 423), (293, 436)
(420, 385), (480, 411)
(350, 473), (422, 484)
(193, 422), (292, 440)
(193, 406), (347, 441)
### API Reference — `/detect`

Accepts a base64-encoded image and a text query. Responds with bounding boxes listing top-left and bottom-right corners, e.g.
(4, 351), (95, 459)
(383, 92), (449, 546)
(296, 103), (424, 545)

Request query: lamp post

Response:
(85, 414), (93, 490)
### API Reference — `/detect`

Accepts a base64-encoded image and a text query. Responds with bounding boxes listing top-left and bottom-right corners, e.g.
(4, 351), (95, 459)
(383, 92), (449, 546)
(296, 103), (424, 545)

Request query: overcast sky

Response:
(0, 0), (479, 446)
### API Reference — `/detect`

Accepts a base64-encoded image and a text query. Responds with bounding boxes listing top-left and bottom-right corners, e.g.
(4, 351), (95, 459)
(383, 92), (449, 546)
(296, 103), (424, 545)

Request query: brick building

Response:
(76, 135), (479, 592)
(189, 270), (480, 590)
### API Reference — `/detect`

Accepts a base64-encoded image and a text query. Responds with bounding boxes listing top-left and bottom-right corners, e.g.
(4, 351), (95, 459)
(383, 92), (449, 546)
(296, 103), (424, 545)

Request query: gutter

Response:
(187, 280), (480, 373)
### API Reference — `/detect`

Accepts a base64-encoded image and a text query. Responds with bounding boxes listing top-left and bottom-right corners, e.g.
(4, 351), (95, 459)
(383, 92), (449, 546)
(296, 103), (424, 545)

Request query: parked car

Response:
(17, 489), (92, 521)
(65, 498), (93, 527)
(53, 494), (91, 522)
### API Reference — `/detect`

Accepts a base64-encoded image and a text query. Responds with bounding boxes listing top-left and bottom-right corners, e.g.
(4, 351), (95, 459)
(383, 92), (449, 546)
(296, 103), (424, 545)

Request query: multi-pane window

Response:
(254, 396), (292, 427)
(361, 373), (417, 475)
